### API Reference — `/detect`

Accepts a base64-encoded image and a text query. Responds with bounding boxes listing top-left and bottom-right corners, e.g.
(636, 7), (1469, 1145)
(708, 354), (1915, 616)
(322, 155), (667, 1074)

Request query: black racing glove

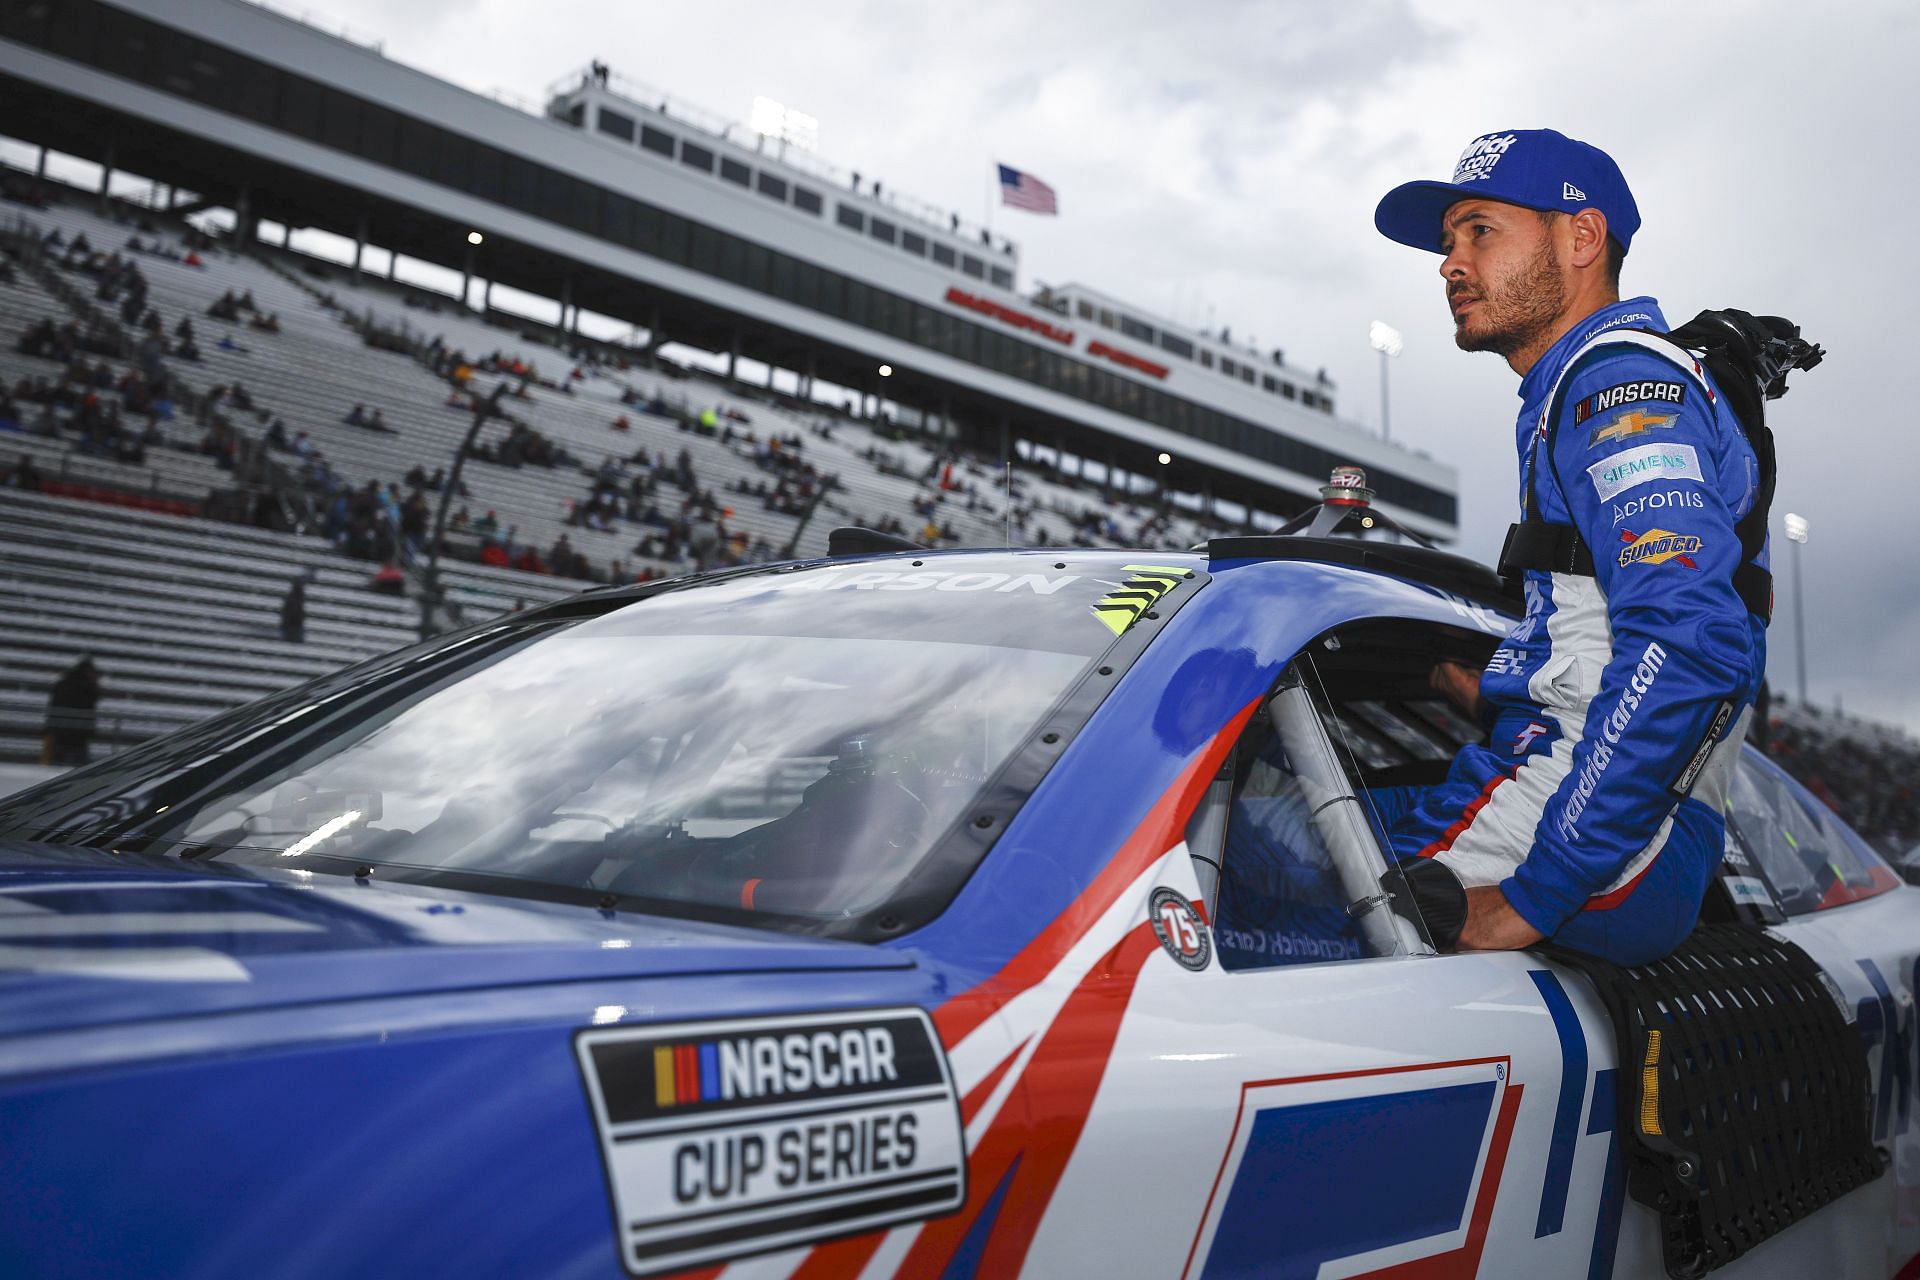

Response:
(1383, 858), (1468, 950)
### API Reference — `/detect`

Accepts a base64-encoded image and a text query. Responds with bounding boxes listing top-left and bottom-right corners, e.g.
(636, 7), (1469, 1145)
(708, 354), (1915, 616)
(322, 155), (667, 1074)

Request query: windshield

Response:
(0, 556), (1199, 936)
(1727, 750), (1901, 913)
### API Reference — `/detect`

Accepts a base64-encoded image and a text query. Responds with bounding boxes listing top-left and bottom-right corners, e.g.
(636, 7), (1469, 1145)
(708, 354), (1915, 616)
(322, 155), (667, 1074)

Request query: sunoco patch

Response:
(575, 1008), (965, 1276)
(1149, 886), (1213, 971)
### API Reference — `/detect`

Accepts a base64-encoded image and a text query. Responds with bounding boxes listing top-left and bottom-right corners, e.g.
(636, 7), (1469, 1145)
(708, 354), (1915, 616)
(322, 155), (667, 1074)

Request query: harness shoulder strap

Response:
(1498, 329), (1773, 622)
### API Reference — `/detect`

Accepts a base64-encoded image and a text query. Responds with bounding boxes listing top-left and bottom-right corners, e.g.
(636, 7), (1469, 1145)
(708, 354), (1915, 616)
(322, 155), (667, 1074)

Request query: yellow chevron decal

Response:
(1091, 564), (1187, 635)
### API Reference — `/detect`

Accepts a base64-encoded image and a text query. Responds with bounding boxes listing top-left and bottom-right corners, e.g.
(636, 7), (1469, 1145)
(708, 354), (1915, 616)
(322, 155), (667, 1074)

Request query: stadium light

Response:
(1783, 511), (1809, 704)
(1157, 452), (1172, 465)
(878, 364), (893, 377)
(1369, 320), (1403, 441)
(467, 230), (484, 246)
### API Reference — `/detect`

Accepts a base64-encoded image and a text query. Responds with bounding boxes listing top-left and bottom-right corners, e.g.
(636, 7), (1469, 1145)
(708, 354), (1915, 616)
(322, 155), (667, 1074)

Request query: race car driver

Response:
(1373, 129), (1768, 966)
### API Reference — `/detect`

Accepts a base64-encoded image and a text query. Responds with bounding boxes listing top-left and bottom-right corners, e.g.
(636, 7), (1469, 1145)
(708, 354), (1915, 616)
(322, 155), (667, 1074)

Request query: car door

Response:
(1016, 645), (1625, 1279)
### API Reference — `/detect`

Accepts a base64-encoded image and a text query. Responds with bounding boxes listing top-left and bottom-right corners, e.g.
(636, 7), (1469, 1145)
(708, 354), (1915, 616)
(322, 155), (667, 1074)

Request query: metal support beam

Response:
(421, 385), (507, 640)
(233, 185), (254, 248)
(351, 218), (367, 283)
(459, 243), (475, 310)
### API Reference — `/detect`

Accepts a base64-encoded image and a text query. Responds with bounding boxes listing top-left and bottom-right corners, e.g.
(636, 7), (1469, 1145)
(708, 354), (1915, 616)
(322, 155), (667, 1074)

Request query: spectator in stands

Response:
(346, 404), (367, 427)
(3, 453), (43, 492)
(369, 561), (406, 595)
(248, 313), (282, 335)
(42, 656), (101, 767)
(548, 533), (581, 578)
(279, 577), (307, 644)
(401, 491), (430, 552)
(367, 408), (391, 434)
(207, 290), (241, 323)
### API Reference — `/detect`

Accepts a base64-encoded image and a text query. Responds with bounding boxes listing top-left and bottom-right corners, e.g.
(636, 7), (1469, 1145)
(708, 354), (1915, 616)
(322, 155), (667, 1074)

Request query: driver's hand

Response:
(1430, 660), (1486, 722)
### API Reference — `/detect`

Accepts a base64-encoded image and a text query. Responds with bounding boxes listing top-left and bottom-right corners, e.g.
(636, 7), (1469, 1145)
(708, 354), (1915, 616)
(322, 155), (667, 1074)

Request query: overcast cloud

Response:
(294, 0), (1920, 732)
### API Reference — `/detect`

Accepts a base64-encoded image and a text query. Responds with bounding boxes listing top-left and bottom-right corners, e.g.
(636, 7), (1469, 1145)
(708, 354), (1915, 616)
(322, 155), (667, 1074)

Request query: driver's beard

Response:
(1455, 238), (1566, 358)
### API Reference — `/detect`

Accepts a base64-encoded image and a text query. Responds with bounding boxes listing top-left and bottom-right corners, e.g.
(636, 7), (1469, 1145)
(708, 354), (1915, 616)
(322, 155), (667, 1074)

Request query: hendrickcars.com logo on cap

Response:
(1374, 128), (1642, 254)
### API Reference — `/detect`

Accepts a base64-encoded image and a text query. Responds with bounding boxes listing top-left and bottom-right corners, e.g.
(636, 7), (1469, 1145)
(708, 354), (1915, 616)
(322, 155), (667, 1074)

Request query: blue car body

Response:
(0, 545), (1912, 1280)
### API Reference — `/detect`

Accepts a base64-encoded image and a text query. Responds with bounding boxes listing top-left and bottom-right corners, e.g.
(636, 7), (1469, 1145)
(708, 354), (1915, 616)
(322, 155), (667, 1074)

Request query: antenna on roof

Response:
(1270, 465), (1434, 546)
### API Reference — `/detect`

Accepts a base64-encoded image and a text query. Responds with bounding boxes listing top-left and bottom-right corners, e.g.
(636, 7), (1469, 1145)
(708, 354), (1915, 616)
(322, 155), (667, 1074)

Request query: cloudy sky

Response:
(288, 0), (1918, 731)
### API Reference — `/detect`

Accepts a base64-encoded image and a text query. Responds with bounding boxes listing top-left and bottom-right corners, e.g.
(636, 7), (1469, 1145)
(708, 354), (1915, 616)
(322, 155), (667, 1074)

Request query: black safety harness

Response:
(1496, 309), (1823, 623)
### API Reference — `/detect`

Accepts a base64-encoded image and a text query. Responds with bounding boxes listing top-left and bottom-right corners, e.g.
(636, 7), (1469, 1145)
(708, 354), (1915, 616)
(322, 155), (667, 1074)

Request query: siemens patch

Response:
(1573, 379), (1686, 425)
(1587, 443), (1704, 502)
(576, 1009), (965, 1276)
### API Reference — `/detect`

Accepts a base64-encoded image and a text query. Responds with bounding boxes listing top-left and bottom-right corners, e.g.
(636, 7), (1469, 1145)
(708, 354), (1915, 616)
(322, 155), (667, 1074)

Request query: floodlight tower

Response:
(1783, 511), (1809, 704)
(1369, 320), (1403, 441)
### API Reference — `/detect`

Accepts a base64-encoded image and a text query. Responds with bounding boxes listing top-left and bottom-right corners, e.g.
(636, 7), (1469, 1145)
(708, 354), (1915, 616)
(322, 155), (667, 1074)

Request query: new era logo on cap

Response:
(1563, 181), (1587, 201)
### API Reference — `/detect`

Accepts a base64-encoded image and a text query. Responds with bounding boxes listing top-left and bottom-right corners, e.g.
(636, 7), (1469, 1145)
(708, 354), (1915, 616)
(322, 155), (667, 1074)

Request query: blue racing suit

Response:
(1390, 297), (1769, 965)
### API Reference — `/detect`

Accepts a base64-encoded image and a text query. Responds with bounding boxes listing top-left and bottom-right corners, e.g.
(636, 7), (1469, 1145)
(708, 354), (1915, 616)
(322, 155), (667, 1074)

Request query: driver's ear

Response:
(1567, 208), (1609, 273)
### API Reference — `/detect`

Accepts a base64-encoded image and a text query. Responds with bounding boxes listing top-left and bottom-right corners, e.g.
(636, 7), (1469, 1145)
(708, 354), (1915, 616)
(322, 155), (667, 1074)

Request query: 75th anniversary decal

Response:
(575, 1008), (967, 1276)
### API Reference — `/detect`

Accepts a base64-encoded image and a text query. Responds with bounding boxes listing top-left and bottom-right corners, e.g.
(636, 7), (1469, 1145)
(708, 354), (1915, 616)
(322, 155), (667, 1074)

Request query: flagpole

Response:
(984, 163), (994, 240)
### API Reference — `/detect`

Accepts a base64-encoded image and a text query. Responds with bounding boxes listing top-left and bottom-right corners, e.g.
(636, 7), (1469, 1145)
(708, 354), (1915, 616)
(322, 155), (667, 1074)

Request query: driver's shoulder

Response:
(1548, 344), (1716, 459)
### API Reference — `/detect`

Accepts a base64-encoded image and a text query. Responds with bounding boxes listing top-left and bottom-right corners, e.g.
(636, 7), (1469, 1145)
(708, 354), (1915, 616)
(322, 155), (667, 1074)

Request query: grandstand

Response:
(0, 185), (1230, 762)
(0, 0), (1457, 762)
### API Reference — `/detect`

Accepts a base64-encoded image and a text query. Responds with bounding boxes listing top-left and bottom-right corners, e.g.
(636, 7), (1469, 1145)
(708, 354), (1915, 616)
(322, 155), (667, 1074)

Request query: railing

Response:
(546, 64), (1017, 259)
(236, 0), (386, 54)
(18, 709), (210, 760)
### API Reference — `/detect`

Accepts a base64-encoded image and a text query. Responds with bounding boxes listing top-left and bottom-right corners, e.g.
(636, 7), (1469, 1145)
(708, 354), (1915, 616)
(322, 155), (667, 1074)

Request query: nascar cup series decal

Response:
(574, 1008), (966, 1276)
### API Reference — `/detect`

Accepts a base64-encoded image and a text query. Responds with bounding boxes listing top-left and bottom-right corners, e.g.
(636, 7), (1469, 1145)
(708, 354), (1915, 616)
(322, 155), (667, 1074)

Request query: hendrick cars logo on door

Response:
(576, 1008), (965, 1276)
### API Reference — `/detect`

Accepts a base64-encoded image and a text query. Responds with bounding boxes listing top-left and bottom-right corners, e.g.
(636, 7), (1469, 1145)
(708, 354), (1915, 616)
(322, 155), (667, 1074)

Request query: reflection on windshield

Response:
(172, 633), (1087, 921)
(1728, 756), (1888, 912)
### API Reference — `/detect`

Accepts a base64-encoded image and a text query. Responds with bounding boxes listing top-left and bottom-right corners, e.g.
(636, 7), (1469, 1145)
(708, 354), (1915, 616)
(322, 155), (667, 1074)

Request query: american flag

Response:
(998, 164), (1059, 215)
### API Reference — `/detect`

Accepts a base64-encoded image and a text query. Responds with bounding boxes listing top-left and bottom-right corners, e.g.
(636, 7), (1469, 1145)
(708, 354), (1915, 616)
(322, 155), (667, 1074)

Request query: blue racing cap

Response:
(1375, 128), (1641, 254)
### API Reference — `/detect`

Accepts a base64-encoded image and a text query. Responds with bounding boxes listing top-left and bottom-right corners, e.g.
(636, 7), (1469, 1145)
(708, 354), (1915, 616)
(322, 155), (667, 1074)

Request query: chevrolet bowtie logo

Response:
(1592, 409), (1676, 444)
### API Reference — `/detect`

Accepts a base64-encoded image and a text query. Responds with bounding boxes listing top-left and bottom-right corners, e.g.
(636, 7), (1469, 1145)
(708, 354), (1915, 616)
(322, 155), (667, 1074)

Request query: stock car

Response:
(0, 531), (1913, 1280)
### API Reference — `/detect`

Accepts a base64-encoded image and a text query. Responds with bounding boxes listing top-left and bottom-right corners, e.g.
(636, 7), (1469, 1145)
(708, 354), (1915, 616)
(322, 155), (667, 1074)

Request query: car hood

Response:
(0, 840), (909, 1037)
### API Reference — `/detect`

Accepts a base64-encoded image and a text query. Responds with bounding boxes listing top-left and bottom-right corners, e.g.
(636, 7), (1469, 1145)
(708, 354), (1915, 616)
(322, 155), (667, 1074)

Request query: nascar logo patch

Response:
(575, 1008), (965, 1276)
(1573, 379), (1686, 425)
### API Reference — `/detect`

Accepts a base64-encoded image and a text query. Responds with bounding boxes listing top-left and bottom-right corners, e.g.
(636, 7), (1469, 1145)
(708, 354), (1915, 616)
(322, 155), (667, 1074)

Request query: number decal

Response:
(1148, 887), (1212, 972)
